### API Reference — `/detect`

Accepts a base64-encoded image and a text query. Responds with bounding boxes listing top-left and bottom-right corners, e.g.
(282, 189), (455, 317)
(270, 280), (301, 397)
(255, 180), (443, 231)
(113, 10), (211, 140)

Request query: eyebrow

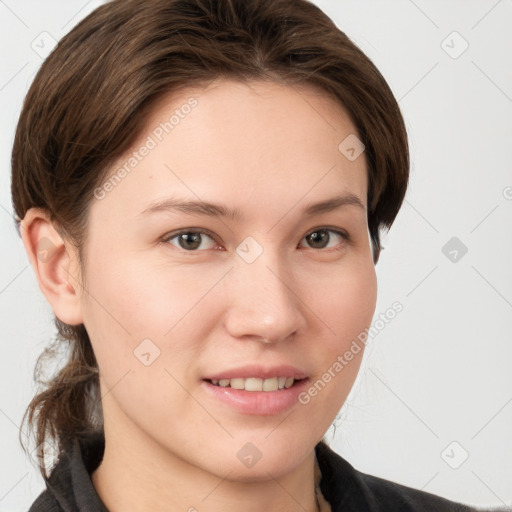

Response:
(137, 193), (365, 221)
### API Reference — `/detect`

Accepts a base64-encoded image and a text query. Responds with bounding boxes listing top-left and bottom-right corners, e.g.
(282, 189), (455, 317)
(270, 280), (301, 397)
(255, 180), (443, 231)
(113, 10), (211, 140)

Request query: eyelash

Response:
(161, 227), (350, 253)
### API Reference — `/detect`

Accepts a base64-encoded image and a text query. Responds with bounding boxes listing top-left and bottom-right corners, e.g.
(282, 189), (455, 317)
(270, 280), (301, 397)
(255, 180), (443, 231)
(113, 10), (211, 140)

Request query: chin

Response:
(206, 434), (317, 481)
(218, 456), (306, 483)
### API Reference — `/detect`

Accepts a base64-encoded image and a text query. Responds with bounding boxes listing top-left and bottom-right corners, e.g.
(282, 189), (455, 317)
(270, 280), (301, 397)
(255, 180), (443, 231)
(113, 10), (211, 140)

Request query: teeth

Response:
(210, 376), (300, 391)
(263, 377), (278, 391)
(230, 378), (245, 390)
(245, 378), (263, 391)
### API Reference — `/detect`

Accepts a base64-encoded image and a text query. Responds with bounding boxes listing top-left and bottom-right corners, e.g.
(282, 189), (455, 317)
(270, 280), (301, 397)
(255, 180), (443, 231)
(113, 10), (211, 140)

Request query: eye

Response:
(161, 227), (350, 253)
(299, 228), (349, 250)
(163, 229), (218, 251)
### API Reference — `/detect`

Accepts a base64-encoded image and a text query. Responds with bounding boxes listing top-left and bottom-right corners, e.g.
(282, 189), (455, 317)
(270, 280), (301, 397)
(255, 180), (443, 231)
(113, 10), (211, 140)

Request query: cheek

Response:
(78, 255), (164, 375)
(82, 252), (191, 333)
(308, 256), (377, 345)
(79, 256), (203, 424)
(80, 253), (219, 379)
(299, 259), (376, 411)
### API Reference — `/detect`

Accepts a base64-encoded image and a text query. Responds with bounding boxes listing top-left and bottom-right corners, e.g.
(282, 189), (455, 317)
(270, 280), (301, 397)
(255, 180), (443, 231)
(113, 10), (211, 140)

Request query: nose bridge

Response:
(224, 238), (306, 342)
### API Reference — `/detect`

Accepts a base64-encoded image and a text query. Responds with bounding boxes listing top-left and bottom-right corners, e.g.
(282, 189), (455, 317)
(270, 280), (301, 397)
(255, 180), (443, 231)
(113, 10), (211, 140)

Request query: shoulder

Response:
(314, 440), (508, 512)
(27, 432), (107, 512)
(28, 489), (62, 512)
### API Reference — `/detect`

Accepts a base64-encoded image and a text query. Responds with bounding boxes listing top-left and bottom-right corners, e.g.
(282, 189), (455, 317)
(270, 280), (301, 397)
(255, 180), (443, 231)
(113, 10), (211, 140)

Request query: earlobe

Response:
(20, 208), (84, 326)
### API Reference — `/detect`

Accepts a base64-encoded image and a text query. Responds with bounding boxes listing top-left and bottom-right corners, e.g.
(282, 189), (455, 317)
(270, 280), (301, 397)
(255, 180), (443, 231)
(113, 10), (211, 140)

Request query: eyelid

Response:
(301, 225), (350, 242)
(163, 227), (218, 240)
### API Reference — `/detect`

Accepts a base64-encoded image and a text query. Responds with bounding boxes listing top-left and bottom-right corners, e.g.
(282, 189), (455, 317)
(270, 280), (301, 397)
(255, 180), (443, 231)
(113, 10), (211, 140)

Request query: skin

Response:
(21, 78), (377, 512)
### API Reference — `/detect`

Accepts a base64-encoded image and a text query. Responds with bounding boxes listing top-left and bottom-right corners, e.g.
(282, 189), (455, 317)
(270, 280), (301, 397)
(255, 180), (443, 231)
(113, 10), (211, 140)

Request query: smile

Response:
(207, 376), (303, 391)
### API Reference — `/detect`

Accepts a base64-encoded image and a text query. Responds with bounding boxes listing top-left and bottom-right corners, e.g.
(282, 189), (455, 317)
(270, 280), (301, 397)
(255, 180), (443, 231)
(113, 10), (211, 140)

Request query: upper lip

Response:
(203, 364), (308, 381)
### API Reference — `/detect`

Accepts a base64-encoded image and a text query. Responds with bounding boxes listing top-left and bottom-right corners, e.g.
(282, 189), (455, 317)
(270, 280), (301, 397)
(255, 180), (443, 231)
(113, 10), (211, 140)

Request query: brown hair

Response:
(11, 0), (409, 480)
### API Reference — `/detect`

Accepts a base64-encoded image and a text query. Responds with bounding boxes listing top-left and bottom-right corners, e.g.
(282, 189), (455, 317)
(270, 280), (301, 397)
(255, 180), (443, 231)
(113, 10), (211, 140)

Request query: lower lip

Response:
(201, 378), (310, 415)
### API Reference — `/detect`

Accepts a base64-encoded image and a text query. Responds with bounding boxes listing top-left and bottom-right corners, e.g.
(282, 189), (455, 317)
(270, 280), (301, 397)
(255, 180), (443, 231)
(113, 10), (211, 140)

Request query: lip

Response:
(203, 364), (308, 381)
(201, 365), (310, 415)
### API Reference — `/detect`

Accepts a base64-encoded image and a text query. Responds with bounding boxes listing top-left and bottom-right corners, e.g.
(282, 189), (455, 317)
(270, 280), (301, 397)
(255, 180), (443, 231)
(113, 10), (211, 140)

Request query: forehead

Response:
(95, 77), (368, 224)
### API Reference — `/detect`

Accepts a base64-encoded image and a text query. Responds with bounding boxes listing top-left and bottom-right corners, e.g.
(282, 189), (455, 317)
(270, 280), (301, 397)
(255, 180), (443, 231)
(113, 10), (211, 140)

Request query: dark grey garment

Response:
(28, 432), (506, 511)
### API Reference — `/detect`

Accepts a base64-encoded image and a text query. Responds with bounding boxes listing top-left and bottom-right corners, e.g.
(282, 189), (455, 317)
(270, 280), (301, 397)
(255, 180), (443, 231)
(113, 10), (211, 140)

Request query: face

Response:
(79, 78), (377, 480)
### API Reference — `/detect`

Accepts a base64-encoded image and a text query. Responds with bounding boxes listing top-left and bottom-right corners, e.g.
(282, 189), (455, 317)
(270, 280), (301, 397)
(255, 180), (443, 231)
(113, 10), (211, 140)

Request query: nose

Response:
(223, 247), (308, 345)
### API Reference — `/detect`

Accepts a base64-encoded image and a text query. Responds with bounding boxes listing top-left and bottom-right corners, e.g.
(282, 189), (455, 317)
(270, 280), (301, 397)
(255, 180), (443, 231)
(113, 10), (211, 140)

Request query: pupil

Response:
(179, 233), (201, 250)
(306, 230), (329, 249)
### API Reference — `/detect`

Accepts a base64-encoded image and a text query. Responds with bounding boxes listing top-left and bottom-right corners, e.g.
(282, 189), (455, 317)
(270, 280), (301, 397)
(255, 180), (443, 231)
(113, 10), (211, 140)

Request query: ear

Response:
(20, 208), (84, 325)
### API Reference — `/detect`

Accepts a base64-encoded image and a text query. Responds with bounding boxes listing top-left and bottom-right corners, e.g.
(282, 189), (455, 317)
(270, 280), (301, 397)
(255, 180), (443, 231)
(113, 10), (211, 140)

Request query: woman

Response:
(11, 0), (505, 510)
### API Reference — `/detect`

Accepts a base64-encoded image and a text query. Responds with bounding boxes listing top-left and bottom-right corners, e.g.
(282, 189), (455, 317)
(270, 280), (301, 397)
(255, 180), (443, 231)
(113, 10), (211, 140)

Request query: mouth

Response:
(204, 376), (307, 391)
(201, 375), (310, 415)
(201, 364), (310, 414)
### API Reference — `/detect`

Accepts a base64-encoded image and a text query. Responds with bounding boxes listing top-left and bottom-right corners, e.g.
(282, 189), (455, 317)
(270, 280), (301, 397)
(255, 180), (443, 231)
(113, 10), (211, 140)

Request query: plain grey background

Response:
(1, 0), (511, 510)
